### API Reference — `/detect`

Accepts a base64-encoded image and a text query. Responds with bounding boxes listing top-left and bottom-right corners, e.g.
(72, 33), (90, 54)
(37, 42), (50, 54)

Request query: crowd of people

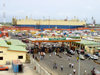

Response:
(28, 45), (69, 54)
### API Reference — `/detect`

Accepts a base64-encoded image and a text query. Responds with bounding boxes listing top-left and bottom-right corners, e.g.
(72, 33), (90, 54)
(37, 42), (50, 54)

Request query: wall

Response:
(7, 51), (26, 63)
(0, 47), (8, 64)
(0, 46), (26, 64)
(94, 38), (100, 42)
(85, 46), (95, 54)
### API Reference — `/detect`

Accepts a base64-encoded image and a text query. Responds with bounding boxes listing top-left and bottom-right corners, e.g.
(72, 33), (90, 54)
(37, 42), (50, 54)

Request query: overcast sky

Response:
(0, 0), (100, 23)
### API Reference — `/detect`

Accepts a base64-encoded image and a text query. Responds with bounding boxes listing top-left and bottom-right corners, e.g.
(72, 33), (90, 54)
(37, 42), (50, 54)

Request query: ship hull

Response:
(14, 25), (84, 29)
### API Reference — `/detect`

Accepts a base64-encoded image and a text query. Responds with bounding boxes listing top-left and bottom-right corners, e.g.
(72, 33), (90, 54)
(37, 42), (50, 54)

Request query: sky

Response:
(0, 0), (100, 24)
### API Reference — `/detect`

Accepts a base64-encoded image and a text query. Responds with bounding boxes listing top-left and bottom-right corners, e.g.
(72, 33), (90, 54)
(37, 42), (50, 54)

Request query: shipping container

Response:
(12, 60), (23, 73)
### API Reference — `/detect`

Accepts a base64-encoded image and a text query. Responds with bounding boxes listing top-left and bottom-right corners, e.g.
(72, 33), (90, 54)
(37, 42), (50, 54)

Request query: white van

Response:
(79, 54), (85, 60)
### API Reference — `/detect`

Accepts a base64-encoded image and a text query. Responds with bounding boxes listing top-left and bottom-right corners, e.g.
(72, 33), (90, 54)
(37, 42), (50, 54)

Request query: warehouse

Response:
(72, 40), (100, 54)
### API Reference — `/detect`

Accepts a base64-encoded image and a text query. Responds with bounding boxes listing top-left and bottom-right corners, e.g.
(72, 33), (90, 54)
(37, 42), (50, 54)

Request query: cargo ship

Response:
(12, 16), (86, 30)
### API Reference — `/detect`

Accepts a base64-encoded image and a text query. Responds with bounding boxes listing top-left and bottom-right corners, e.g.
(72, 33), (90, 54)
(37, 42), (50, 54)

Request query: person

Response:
(32, 54), (34, 58)
(91, 67), (95, 75)
(55, 52), (56, 55)
(69, 63), (71, 68)
(85, 70), (86, 73)
(34, 66), (36, 70)
(77, 56), (79, 61)
(53, 51), (55, 54)
(35, 56), (39, 61)
(40, 52), (43, 56)
(53, 63), (57, 69)
(67, 56), (70, 61)
(55, 63), (57, 69)
(88, 57), (91, 60)
(84, 70), (87, 75)
(60, 65), (63, 71)
(71, 63), (74, 68)
(43, 52), (46, 58)
(38, 52), (40, 55)
(40, 52), (44, 60)
(69, 73), (72, 75)
(49, 54), (51, 57)
(93, 67), (95, 70)
(73, 69), (76, 75)
(40, 55), (42, 60)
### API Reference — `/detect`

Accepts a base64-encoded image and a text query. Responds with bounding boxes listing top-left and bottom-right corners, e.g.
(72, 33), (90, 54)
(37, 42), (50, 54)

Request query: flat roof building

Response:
(74, 40), (100, 54)
(0, 39), (27, 65)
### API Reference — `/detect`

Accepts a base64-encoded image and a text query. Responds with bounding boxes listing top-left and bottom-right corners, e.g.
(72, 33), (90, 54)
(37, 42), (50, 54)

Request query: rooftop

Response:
(0, 38), (27, 52)
(6, 39), (26, 47)
(77, 40), (100, 45)
(0, 38), (9, 47)
(8, 45), (27, 52)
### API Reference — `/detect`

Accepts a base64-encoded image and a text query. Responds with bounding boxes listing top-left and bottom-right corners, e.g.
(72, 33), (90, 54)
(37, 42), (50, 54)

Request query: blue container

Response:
(0, 31), (2, 34)
(12, 63), (19, 73)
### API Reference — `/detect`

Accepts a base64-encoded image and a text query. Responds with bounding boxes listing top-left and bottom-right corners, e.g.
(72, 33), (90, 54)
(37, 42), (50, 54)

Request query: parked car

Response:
(67, 50), (75, 55)
(89, 54), (98, 60)
(0, 65), (9, 71)
(79, 54), (85, 60)
(84, 54), (90, 58)
(70, 50), (75, 55)
(94, 52), (100, 57)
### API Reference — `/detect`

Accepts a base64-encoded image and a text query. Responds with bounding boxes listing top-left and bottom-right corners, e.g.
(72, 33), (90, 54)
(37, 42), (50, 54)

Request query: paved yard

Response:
(34, 53), (100, 75)
(0, 64), (39, 75)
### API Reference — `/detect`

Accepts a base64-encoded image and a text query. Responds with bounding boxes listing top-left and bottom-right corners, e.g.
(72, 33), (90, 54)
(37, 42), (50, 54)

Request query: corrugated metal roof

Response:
(0, 38), (9, 47)
(8, 45), (27, 52)
(77, 40), (100, 45)
(6, 39), (26, 47)
(0, 39), (27, 52)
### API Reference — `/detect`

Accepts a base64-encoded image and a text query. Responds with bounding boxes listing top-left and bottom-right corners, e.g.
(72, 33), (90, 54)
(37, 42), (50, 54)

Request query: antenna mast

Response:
(3, 1), (6, 25)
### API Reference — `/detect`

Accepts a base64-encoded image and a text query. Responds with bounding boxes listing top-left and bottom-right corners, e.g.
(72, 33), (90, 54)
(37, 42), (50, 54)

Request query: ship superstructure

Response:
(12, 16), (86, 29)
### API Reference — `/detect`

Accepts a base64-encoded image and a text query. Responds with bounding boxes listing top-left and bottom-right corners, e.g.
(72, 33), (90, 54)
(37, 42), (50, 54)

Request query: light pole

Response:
(78, 53), (80, 75)
(3, 2), (6, 25)
(78, 36), (82, 75)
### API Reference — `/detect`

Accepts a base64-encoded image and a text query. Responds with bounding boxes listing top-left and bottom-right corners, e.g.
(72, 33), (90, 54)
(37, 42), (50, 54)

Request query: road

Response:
(34, 53), (100, 75)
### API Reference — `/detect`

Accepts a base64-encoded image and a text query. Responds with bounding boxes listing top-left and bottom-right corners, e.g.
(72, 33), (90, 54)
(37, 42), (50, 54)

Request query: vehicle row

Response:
(66, 50), (99, 60)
